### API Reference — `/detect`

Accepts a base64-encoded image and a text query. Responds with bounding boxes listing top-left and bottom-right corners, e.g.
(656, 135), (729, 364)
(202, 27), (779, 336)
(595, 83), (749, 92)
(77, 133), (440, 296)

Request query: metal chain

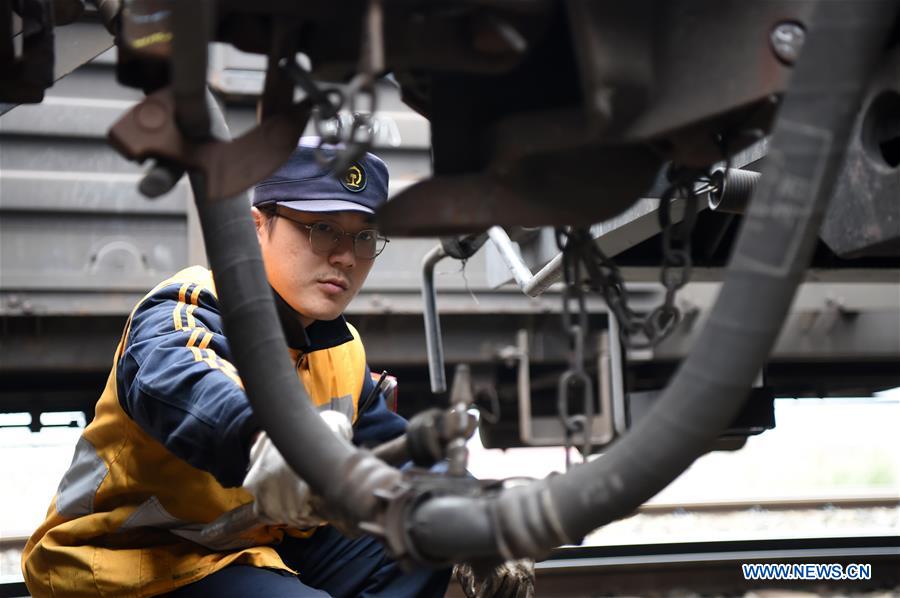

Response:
(555, 230), (595, 470)
(646, 167), (703, 345)
(567, 229), (645, 345)
(557, 165), (721, 350)
(552, 149), (736, 464)
(328, 0), (382, 170)
(283, 59), (345, 157)
(281, 0), (382, 167)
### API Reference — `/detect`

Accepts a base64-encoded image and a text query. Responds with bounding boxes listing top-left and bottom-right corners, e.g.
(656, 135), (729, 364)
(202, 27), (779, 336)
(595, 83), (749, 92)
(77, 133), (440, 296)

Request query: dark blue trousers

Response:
(165, 525), (451, 598)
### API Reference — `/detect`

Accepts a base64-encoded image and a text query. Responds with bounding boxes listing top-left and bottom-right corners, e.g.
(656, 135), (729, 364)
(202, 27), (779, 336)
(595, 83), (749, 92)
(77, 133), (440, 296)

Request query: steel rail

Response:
(524, 536), (900, 598)
(636, 494), (900, 514)
(543, 535), (900, 566)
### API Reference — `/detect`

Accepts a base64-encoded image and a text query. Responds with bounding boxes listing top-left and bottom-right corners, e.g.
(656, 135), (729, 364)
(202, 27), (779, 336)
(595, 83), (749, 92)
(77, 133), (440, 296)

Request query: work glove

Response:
(242, 410), (353, 528)
(453, 559), (535, 598)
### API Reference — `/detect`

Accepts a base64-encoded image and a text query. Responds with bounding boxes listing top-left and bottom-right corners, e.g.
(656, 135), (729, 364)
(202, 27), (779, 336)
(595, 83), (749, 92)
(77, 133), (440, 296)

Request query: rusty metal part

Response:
(105, 0), (815, 236)
(108, 88), (313, 201)
(378, 145), (662, 236)
(165, 0), (542, 86)
(2, 6), (113, 115)
(616, 1), (816, 151)
(259, 19), (302, 121)
(378, 175), (521, 237)
(564, 1), (653, 134)
(379, 0), (816, 235)
(1, 0), (54, 105)
(52, 0), (84, 25)
(821, 45), (900, 258)
(1, 0), (12, 67)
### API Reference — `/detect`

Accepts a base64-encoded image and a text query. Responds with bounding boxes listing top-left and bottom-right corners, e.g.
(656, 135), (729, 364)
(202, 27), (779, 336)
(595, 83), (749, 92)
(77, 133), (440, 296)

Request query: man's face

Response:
(253, 207), (377, 326)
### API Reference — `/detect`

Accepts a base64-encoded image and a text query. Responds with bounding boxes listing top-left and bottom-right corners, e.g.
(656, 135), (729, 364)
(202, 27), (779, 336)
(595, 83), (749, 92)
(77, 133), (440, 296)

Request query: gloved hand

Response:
(242, 410), (353, 528)
(453, 559), (535, 598)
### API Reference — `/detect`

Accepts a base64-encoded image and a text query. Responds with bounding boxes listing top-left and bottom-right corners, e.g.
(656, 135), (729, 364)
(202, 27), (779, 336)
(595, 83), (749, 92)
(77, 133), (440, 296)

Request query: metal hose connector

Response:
(708, 168), (761, 214)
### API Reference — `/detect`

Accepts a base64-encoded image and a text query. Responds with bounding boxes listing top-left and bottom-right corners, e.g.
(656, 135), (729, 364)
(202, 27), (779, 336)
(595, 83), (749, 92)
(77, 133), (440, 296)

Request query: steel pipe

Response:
(422, 244), (449, 393)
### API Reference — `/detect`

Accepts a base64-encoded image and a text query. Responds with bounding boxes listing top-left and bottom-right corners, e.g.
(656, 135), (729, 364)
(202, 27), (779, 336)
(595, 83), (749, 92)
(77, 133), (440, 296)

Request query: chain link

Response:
(555, 165), (722, 351)
(282, 0), (382, 167)
(555, 231), (595, 470)
(552, 165), (728, 466)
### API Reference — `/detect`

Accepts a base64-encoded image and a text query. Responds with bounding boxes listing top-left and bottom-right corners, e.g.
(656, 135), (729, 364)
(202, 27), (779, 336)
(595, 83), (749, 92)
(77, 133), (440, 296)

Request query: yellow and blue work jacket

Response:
(21, 266), (405, 597)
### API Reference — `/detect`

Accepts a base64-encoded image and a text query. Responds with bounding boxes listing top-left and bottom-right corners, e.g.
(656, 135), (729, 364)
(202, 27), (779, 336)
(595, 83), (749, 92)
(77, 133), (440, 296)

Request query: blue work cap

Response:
(252, 137), (389, 214)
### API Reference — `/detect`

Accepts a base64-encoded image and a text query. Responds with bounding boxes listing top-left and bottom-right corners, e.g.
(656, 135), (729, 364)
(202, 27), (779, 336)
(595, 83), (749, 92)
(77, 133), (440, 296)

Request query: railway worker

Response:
(21, 140), (452, 597)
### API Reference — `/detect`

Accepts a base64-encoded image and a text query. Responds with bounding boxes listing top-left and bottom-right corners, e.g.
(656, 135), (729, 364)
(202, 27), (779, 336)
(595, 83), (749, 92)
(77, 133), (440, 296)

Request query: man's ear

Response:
(251, 207), (266, 240)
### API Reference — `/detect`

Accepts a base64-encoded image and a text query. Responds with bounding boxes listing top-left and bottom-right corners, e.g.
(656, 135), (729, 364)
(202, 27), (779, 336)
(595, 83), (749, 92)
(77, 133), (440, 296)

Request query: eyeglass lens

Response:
(308, 222), (385, 259)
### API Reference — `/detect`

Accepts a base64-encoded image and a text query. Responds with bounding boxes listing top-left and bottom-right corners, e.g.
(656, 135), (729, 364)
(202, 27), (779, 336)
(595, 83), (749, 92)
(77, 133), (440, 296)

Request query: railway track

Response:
(527, 535), (900, 597)
(635, 493), (900, 513)
(3, 495), (898, 597)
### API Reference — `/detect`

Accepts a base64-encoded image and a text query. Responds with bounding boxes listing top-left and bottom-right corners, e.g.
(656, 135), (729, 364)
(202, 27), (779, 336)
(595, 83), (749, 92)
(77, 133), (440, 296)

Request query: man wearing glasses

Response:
(22, 141), (452, 597)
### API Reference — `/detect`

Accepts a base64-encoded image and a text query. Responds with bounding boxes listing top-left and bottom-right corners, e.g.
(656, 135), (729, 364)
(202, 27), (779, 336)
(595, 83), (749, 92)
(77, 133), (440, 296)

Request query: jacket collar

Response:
(271, 286), (354, 352)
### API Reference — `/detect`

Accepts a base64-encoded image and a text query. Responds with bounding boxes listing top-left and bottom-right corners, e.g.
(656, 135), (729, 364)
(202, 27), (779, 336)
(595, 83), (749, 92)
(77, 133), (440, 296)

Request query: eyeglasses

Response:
(274, 207), (389, 259)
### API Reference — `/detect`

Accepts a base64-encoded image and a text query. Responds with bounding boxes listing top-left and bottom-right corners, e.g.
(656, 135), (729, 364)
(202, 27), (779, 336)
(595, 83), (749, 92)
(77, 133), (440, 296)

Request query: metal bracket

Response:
(515, 327), (618, 448)
(108, 87), (313, 200)
(486, 197), (704, 298)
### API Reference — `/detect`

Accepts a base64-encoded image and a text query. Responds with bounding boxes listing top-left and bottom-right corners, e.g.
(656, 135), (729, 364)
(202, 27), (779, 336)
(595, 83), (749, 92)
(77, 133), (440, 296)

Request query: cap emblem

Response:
(341, 163), (367, 193)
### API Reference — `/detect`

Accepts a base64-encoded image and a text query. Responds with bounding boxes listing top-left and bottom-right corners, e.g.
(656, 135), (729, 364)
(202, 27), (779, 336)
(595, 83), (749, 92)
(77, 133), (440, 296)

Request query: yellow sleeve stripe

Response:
(203, 348), (244, 389)
(220, 368), (244, 389)
(187, 328), (203, 348)
(173, 283), (191, 331)
(198, 331), (213, 349)
(170, 282), (244, 389)
(188, 346), (204, 362)
(217, 357), (238, 373)
(178, 282), (190, 304)
(173, 302), (184, 331)
(185, 340), (244, 389)
(173, 283), (202, 332)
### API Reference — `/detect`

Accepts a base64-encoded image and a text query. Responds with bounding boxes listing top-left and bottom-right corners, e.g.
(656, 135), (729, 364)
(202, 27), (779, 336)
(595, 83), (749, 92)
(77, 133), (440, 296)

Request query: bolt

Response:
(139, 160), (183, 199)
(135, 99), (168, 131)
(770, 21), (806, 66)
